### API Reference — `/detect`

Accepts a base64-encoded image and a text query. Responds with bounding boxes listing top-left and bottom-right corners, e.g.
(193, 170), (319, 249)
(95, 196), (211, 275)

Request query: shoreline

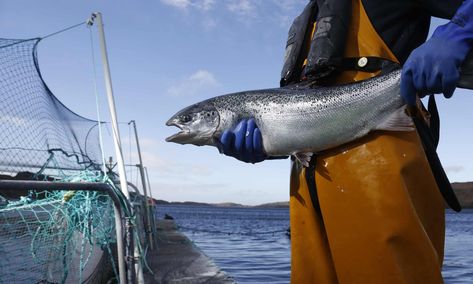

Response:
(156, 182), (473, 209)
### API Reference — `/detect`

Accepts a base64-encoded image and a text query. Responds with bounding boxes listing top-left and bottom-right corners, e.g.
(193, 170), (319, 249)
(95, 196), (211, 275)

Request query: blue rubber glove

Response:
(401, 0), (473, 106)
(219, 118), (267, 163)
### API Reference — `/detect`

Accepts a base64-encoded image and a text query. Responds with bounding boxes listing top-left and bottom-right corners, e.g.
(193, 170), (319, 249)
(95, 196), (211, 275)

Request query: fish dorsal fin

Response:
(374, 106), (414, 132)
(294, 152), (313, 167)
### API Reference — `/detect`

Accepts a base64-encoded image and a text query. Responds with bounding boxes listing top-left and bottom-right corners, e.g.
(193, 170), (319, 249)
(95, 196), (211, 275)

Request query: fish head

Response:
(165, 102), (220, 146)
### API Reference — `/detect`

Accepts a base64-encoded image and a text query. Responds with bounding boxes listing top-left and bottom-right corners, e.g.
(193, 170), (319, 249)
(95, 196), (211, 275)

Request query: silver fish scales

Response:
(165, 69), (412, 161)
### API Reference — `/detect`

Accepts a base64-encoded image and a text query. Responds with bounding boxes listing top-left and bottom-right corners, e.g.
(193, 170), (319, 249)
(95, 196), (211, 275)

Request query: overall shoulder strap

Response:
(304, 0), (352, 80)
(280, 1), (318, 87)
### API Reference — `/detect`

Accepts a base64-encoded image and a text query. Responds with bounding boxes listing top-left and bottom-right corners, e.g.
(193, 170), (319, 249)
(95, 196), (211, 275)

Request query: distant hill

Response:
(213, 202), (247, 208)
(255, 202), (290, 208)
(155, 200), (218, 207)
(452, 182), (473, 208)
(155, 199), (289, 208)
(155, 183), (473, 209)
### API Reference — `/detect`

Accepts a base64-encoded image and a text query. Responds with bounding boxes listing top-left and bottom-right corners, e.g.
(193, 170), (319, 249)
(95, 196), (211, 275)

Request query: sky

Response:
(0, 1), (471, 205)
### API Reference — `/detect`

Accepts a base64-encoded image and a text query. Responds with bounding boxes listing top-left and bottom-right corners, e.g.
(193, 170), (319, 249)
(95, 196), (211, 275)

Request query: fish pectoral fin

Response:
(374, 106), (414, 132)
(293, 152), (313, 167)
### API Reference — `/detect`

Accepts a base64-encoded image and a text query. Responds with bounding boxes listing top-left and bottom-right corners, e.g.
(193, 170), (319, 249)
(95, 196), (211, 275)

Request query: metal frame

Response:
(0, 180), (136, 284)
(129, 120), (154, 250)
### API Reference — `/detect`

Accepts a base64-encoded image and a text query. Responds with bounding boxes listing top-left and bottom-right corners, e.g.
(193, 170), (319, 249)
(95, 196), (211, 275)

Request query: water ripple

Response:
(158, 206), (473, 283)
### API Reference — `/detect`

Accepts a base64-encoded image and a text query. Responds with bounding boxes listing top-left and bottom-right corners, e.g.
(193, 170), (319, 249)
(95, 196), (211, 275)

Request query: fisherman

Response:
(219, 0), (473, 283)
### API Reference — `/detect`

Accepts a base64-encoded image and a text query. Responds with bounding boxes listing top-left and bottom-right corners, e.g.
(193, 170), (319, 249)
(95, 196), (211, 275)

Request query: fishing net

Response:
(0, 38), (149, 283)
(0, 38), (102, 176)
(0, 171), (117, 283)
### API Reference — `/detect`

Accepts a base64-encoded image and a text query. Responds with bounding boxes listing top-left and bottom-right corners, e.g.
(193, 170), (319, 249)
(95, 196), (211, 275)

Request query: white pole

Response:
(112, 202), (127, 283)
(93, 12), (144, 284)
(93, 13), (129, 200)
(129, 120), (154, 250)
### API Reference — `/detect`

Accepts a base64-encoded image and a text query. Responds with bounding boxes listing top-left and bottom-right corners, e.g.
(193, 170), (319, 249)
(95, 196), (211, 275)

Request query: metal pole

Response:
(92, 12), (144, 284)
(144, 166), (158, 247)
(144, 166), (154, 200)
(93, 12), (129, 199)
(88, 13), (126, 284)
(129, 120), (154, 250)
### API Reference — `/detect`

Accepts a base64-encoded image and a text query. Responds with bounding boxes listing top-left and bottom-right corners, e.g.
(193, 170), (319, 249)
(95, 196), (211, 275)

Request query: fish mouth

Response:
(165, 120), (190, 143)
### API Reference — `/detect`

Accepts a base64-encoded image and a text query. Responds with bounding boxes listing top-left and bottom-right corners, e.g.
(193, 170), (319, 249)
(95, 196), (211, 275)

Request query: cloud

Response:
(445, 165), (465, 173)
(226, 0), (256, 17)
(161, 0), (190, 9)
(160, 0), (307, 30)
(222, 1), (307, 28)
(166, 70), (219, 97)
(271, 0), (307, 27)
(272, 0), (306, 11)
(160, 0), (215, 11)
(199, 0), (215, 11)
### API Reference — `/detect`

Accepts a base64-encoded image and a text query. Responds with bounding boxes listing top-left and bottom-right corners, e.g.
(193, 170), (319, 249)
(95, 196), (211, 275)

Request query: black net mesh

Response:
(0, 38), (102, 177)
(0, 38), (123, 283)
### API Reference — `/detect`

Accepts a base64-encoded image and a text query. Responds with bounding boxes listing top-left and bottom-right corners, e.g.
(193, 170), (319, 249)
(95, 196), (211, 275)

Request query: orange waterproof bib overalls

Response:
(289, 0), (445, 283)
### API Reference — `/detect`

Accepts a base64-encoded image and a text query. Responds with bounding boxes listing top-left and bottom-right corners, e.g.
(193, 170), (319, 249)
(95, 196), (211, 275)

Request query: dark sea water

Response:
(156, 205), (473, 284)
(443, 209), (473, 284)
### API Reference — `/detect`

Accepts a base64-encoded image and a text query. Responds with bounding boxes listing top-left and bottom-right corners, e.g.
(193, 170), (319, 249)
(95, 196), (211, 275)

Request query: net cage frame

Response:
(0, 33), (148, 283)
(0, 180), (137, 283)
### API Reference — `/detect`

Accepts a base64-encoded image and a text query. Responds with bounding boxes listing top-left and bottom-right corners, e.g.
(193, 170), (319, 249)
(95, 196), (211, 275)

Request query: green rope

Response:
(0, 154), (154, 283)
(1, 169), (116, 282)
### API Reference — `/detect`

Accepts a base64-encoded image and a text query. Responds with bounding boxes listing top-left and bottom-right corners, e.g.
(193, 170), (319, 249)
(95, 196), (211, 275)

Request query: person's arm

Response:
(400, 0), (473, 105)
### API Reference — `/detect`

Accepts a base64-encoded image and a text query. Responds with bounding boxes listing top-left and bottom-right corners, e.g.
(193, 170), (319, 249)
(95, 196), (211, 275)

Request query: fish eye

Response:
(181, 114), (192, 123)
